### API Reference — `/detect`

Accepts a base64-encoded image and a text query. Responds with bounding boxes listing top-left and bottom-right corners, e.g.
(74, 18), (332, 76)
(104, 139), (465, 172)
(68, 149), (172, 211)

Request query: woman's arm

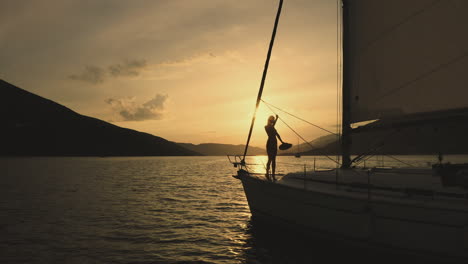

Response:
(273, 114), (279, 125)
(276, 130), (284, 143)
(273, 115), (283, 143)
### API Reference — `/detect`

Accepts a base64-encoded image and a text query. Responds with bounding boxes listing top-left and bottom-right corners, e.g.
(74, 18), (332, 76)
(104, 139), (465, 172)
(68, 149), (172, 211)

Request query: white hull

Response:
(237, 168), (468, 261)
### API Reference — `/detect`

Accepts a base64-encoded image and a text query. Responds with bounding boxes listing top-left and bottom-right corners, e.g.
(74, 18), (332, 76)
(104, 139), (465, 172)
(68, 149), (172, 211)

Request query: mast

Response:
(242, 0), (284, 161)
(341, 0), (351, 168)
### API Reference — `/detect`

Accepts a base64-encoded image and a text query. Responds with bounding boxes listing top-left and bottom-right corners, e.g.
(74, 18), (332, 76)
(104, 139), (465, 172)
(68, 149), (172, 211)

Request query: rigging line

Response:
(354, 147), (416, 168)
(352, 129), (415, 168)
(341, 124), (415, 168)
(336, 0), (343, 165)
(372, 49), (468, 104)
(384, 155), (415, 168)
(352, 145), (383, 165)
(358, 0), (443, 55)
(351, 129), (401, 164)
(242, 0), (283, 161)
(276, 161), (310, 166)
(358, 151), (414, 168)
(260, 159), (267, 171)
(263, 102), (341, 166)
(355, 153), (414, 168)
(261, 99), (339, 136)
(336, 0), (339, 164)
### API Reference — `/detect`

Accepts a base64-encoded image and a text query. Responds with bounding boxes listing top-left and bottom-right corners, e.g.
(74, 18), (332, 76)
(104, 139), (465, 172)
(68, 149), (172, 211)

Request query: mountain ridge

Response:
(0, 79), (200, 156)
(177, 143), (265, 156)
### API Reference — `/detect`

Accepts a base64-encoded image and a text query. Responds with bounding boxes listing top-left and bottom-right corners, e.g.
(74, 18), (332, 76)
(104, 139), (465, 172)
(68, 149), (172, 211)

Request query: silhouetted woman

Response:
(265, 115), (284, 181)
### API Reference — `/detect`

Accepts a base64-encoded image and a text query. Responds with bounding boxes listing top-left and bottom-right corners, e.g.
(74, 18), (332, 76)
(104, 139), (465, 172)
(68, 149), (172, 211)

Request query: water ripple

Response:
(1, 155), (452, 263)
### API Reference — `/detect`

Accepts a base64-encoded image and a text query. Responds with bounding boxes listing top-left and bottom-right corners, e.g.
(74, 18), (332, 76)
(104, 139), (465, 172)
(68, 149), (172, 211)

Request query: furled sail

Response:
(345, 0), (468, 124)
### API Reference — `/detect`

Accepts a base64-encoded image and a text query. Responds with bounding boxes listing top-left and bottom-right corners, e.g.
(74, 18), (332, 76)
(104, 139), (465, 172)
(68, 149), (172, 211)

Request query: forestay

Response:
(345, 0), (468, 124)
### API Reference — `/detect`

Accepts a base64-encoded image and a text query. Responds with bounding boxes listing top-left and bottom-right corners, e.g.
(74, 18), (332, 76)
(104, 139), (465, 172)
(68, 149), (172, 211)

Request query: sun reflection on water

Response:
(245, 155), (268, 174)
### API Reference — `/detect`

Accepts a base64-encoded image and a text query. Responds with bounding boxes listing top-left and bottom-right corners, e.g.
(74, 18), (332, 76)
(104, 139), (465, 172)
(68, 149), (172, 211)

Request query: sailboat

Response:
(294, 138), (301, 158)
(230, 0), (468, 261)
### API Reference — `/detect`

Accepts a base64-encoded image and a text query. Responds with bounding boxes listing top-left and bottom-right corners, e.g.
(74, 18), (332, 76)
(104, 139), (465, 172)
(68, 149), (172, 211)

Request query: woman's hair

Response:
(267, 115), (275, 125)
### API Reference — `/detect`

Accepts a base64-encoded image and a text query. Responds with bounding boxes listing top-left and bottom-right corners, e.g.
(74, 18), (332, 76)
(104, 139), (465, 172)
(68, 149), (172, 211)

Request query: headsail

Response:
(344, 0), (468, 124)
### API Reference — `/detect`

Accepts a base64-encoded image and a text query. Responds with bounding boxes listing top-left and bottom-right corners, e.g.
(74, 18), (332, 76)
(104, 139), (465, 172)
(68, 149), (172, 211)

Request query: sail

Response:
(345, 0), (468, 124)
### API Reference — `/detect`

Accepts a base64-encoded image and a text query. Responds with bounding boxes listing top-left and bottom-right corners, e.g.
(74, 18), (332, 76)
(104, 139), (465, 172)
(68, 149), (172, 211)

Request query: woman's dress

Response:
(265, 125), (277, 158)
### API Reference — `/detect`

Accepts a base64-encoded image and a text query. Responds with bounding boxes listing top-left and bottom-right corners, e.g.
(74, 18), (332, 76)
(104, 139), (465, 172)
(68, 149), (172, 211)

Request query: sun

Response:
(255, 103), (275, 127)
(242, 103), (278, 148)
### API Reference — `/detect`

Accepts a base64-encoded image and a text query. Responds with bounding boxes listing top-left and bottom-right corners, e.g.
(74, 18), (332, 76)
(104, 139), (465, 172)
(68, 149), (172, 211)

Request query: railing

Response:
(289, 167), (468, 201)
(227, 155), (245, 168)
(228, 155), (468, 200)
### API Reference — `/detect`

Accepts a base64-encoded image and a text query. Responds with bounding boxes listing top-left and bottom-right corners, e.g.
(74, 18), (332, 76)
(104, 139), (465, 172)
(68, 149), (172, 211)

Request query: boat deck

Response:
(250, 167), (468, 210)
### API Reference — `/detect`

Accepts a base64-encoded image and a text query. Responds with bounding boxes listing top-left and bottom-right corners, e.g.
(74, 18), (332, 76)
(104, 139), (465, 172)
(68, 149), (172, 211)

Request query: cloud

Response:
(69, 59), (147, 84)
(156, 52), (241, 68)
(108, 59), (147, 77)
(106, 94), (168, 121)
(140, 51), (246, 81)
(68, 65), (106, 84)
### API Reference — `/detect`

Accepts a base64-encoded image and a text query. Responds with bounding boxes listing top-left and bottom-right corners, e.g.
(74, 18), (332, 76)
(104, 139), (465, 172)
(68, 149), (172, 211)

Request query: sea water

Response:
(1, 155), (464, 264)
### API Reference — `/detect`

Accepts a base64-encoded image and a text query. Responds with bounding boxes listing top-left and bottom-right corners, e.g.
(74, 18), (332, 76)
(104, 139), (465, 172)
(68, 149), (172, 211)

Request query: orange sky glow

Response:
(1, 0), (340, 147)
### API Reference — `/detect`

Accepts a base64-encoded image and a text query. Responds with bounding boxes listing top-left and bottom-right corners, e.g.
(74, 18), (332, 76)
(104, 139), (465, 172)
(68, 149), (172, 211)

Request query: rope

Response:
(262, 98), (416, 168)
(372, 49), (468, 104)
(261, 100), (339, 136)
(336, 0), (343, 167)
(362, 0), (464, 105)
(352, 129), (400, 164)
(355, 153), (415, 168)
(360, 0), (443, 54)
(242, 0), (283, 161)
(263, 102), (341, 166)
(352, 131), (414, 167)
(351, 128), (416, 168)
(384, 155), (415, 167)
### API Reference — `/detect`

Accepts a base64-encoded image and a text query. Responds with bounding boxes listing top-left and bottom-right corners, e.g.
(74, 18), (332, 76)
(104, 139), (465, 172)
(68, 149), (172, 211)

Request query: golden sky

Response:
(1, 0), (340, 147)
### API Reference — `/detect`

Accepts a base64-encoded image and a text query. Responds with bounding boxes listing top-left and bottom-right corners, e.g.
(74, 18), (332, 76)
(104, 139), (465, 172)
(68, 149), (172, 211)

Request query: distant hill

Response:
(0, 79), (200, 156)
(177, 143), (265, 156)
(303, 109), (468, 156)
(280, 134), (339, 155)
